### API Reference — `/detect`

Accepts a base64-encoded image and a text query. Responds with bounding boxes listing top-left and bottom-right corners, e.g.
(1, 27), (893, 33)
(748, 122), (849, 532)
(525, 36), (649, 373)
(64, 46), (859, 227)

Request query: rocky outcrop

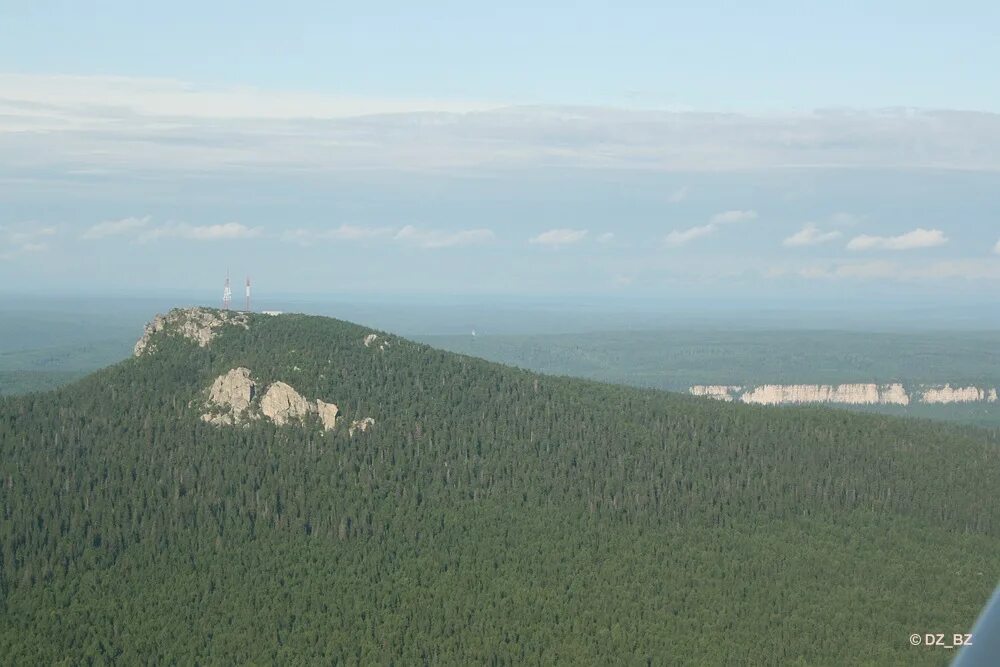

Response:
(135, 307), (249, 356)
(921, 385), (996, 404)
(363, 333), (390, 350)
(349, 417), (375, 437)
(315, 400), (340, 430)
(201, 367), (256, 425)
(260, 381), (314, 425)
(739, 384), (909, 406)
(689, 382), (998, 406)
(690, 385), (741, 401)
(201, 368), (344, 432)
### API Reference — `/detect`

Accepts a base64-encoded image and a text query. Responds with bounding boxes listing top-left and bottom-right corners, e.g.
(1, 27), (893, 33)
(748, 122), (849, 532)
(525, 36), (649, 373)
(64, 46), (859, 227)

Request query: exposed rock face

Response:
(260, 381), (313, 426)
(690, 385), (742, 401)
(201, 368), (343, 431)
(135, 307), (249, 356)
(363, 333), (390, 350)
(921, 385), (995, 404)
(201, 367), (256, 425)
(349, 417), (375, 437)
(315, 400), (340, 430)
(689, 382), (998, 406)
(739, 384), (909, 406)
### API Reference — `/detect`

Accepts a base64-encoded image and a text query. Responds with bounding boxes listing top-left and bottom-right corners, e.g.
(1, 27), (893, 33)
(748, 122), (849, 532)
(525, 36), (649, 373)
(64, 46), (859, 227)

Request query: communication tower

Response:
(223, 272), (232, 310)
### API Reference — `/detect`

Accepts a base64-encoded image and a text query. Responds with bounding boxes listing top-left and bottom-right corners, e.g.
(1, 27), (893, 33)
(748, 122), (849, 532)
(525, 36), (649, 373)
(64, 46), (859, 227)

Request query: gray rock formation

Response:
(349, 417), (375, 437)
(134, 307), (249, 357)
(260, 381), (314, 426)
(315, 400), (340, 430)
(200, 369), (352, 433)
(363, 333), (390, 351)
(201, 367), (256, 425)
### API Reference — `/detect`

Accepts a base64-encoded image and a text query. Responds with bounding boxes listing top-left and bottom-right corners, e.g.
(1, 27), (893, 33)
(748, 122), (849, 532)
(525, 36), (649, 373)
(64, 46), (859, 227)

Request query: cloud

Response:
(283, 224), (392, 245)
(4, 74), (1000, 175)
(611, 274), (634, 287)
(994, 239), (1000, 255)
(529, 228), (589, 246)
(665, 209), (756, 247)
(791, 258), (1000, 282)
(0, 223), (56, 260)
(82, 215), (151, 239)
(284, 224), (493, 248)
(664, 224), (715, 246)
(140, 222), (261, 242)
(829, 212), (863, 227)
(393, 225), (495, 249)
(846, 228), (948, 251)
(667, 186), (689, 203)
(783, 223), (842, 247)
(596, 232), (615, 243)
(709, 210), (757, 225)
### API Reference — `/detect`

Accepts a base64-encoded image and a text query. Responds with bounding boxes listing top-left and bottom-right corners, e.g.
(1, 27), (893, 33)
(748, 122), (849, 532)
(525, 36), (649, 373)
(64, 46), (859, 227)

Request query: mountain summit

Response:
(1, 308), (998, 664)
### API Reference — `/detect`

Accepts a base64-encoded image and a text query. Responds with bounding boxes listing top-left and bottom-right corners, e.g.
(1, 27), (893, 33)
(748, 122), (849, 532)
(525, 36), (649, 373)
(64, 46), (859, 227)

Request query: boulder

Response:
(260, 381), (313, 425)
(202, 367), (256, 424)
(315, 400), (340, 431)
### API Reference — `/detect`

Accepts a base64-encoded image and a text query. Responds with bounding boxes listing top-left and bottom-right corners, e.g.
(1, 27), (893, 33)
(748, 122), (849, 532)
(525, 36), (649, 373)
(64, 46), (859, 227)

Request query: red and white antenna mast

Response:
(245, 276), (251, 312)
(222, 271), (232, 310)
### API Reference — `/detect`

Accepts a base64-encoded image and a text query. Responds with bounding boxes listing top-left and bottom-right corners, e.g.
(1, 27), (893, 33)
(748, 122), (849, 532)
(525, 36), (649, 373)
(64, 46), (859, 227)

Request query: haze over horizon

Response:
(2, 1), (999, 311)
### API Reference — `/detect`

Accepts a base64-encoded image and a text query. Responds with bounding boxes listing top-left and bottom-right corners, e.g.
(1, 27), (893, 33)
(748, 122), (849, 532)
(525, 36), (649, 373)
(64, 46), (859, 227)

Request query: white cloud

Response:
(611, 274), (634, 287)
(664, 224), (715, 246)
(792, 258), (1000, 282)
(4, 74), (1000, 175)
(665, 210), (756, 247)
(82, 215), (151, 239)
(0, 224), (56, 260)
(596, 232), (615, 243)
(140, 222), (261, 242)
(829, 212), (863, 227)
(783, 223), (842, 247)
(394, 225), (495, 249)
(283, 224), (392, 245)
(846, 228), (948, 251)
(284, 224), (493, 248)
(0, 73), (493, 122)
(994, 239), (1000, 255)
(529, 228), (589, 246)
(710, 210), (757, 225)
(667, 186), (689, 203)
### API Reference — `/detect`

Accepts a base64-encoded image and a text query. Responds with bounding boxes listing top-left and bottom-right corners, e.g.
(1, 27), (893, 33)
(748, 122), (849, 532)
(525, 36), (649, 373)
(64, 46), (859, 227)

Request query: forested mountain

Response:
(419, 330), (1000, 427)
(1, 308), (998, 664)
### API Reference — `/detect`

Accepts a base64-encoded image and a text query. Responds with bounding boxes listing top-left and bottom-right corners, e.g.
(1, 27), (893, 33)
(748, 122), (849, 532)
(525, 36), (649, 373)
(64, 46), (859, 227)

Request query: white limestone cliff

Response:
(738, 383), (910, 406)
(920, 385), (991, 404)
(689, 382), (998, 406)
(690, 385), (742, 401)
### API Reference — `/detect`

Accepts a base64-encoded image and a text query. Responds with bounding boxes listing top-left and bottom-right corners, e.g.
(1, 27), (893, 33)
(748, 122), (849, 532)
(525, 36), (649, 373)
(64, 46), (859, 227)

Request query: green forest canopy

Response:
(1, 309), (997, 664)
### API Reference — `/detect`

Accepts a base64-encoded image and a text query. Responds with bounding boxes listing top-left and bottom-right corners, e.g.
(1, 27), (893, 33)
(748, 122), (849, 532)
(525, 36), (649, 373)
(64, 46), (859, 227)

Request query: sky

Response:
(1, 1), (999, 313)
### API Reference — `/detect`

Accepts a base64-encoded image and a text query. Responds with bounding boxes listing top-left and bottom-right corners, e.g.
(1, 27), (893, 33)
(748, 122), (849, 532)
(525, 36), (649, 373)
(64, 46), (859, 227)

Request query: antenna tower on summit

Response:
(222, 271), (232, 310)
(245, 276), (251, 312)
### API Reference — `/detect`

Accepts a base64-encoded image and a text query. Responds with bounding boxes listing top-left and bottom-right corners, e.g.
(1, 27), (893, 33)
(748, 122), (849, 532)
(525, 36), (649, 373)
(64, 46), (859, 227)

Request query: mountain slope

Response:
(1, 308), (998, 664)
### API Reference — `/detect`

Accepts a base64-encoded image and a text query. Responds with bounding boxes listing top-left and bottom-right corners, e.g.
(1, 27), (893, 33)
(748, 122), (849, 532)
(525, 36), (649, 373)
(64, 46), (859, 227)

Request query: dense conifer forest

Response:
(1, 310), (998, 664)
